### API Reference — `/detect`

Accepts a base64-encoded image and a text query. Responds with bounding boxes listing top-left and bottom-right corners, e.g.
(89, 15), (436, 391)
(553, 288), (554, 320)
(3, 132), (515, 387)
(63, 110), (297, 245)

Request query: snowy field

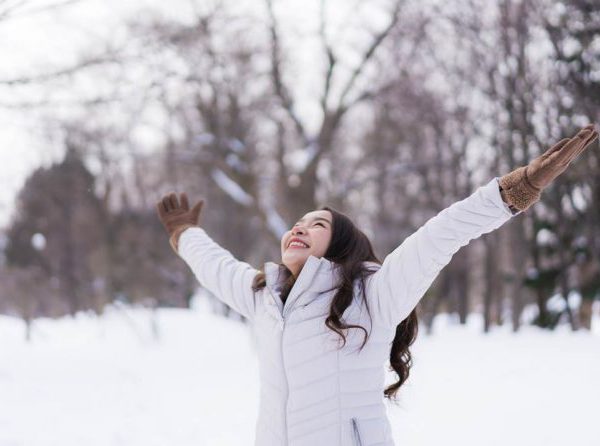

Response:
(1, 297), (599, 446)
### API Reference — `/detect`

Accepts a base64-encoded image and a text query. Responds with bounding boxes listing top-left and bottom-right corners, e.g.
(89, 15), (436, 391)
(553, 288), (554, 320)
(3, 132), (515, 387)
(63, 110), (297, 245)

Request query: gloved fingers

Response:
(161, 195), (173, 212)
(542, 138), (570, 159)
(563, 127), (598, 163)
(168, 192), (178, 210)
(581, 123), (596, 132)
(156, 200), (167, 217)
(191, 199), (204, 224)
(180, 192), (190, 211)
(572, 128), (599, 159)
(555, 126), (596, 165)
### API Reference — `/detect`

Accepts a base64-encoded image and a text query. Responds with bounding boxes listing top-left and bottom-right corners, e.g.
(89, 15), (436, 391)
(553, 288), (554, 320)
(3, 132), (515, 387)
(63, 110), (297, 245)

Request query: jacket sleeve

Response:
(177, 226), (260, 322)
(364, 177), (520, 327)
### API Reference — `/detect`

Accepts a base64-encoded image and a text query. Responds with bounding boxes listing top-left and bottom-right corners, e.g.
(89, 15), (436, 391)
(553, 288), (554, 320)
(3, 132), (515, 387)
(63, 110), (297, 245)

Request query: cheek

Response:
(281, 232), (290, 250)
(314, 233), (331, 253)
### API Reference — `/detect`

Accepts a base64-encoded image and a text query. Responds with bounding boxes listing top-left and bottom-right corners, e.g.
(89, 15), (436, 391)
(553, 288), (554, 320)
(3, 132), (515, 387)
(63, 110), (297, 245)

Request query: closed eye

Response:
(292, 221), (327, 228)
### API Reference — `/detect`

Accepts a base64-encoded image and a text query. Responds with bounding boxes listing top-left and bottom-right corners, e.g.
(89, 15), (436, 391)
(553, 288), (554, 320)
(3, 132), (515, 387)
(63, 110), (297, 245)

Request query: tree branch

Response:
(0, 54), (120, 86)
(0, 0), (83, 22)
(318, 0), (337, 115)
(335, 0), (403, 111)
(265, 0), (309, 145)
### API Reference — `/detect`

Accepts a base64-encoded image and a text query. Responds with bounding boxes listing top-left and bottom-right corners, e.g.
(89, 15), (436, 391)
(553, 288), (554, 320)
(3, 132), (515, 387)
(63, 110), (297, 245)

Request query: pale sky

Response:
(0, 0), (411, 229)
(0, 0), (149, 228)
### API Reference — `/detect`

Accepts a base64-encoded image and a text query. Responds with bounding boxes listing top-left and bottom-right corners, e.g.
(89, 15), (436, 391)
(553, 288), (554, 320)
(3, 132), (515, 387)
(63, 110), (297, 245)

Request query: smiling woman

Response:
(280, 210), (333, 278)
(252, 203), (419, 406)
(155, 124), (598, 446)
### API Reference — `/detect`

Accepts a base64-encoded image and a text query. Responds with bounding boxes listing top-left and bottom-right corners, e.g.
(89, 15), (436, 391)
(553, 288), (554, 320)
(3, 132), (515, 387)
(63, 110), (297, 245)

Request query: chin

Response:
(283, 250), (310, 261)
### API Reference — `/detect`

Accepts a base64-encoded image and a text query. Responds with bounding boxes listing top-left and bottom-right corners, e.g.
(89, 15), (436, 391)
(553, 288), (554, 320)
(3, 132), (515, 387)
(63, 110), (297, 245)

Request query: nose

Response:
(292, 225), (306, 235)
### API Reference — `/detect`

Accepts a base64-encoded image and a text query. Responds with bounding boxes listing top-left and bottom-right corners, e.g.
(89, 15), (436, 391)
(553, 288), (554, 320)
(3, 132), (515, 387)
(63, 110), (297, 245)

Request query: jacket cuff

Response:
(170, 224), (200, 253)
(493, 177), (522, 216)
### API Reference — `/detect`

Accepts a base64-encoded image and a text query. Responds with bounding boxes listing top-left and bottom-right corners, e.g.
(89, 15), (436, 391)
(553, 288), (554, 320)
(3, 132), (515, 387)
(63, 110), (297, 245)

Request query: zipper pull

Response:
(351, 417), (363, 446)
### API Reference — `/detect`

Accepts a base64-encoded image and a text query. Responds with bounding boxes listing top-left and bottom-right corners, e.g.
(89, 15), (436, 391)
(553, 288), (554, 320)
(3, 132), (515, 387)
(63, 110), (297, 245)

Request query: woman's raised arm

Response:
(157, 193), (259, 322)
(364, 177), (515, 327)
(365, 125), (598, 328)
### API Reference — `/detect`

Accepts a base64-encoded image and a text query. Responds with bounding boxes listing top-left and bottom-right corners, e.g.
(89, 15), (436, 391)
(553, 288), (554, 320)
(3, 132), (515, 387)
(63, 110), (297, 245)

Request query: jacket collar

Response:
(263, 255), (340, 317)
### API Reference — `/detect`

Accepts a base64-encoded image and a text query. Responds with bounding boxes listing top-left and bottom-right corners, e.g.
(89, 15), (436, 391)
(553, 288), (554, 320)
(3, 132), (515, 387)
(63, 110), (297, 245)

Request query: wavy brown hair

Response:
(252, 205), (419, 400)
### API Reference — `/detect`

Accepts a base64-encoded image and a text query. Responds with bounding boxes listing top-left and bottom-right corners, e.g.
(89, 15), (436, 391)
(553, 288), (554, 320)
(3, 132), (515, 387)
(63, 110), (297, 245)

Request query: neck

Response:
(287, 263), (303, 279)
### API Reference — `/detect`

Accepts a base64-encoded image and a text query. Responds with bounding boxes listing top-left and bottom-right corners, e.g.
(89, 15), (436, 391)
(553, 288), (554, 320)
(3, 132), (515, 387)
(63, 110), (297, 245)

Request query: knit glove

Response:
(499, 124), (598, 212)
(156, 192), (204, 253)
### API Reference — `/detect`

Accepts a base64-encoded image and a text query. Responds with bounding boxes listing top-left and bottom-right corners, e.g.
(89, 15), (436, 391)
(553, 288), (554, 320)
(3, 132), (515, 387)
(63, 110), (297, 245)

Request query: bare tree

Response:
(0, 265), (61, 340)
(4, 146), (106, 315)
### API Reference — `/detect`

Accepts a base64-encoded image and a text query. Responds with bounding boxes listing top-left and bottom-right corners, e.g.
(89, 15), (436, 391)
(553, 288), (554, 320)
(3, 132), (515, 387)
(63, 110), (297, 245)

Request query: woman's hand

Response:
(156, 192), (204, 252)
(499, 124), (599, 212)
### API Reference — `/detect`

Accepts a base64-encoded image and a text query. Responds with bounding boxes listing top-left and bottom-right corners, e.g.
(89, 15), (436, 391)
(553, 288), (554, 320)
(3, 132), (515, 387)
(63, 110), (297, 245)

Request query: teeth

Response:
(289, 241), (308, 248)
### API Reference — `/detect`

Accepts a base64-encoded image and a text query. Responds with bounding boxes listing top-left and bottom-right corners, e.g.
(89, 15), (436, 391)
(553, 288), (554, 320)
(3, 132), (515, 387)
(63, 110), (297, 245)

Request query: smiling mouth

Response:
(288, 241), (309, 249)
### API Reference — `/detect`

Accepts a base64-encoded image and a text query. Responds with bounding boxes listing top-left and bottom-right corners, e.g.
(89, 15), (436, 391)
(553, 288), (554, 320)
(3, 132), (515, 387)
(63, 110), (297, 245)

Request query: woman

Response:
(157, 125), (597, 446)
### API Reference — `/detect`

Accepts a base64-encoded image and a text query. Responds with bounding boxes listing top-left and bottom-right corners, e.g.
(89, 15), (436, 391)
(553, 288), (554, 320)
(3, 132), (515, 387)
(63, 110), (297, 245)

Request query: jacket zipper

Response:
(351, 417), (363, 446)
(280, 316), (288, 445)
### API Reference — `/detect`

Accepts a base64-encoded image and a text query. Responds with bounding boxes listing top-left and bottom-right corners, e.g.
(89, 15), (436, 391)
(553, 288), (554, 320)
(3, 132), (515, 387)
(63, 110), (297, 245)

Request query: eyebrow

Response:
(296, 217), (332, 225)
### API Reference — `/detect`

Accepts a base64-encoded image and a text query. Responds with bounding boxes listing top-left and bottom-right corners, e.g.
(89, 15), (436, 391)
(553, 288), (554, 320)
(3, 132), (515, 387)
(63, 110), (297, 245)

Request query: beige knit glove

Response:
(156, 192), (204, 253)
(499, 124), (598, 212)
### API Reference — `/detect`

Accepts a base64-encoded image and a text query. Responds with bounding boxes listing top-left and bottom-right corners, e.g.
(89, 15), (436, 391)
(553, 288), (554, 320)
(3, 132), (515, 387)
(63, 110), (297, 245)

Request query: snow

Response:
(284, 140), (320, 174)
(1, 301), (598, 446)
(210, 168), (254, 206)
(194, 133), (216, 146)
(30, 233), (46, 251)
(226, 138), (245, 154)
(264, 206), (289, 238)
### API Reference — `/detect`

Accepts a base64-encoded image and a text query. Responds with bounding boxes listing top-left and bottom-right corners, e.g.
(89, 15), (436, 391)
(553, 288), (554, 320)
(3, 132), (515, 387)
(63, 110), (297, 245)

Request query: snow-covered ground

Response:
(1, 297), (598, 446)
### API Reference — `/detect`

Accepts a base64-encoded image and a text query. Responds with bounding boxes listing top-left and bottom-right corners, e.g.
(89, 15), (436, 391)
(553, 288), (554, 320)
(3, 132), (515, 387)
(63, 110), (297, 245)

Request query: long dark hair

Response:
(252, 205), (419, 400)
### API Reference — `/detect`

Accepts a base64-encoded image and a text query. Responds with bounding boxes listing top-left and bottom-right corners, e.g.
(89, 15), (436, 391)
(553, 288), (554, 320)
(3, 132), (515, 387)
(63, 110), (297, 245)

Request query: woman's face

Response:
(280, 210), (333, 278)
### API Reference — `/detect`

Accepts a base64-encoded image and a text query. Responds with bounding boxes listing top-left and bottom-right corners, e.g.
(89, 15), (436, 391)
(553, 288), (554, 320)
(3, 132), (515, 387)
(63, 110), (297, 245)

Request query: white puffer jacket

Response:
(177, 177), (519, 446)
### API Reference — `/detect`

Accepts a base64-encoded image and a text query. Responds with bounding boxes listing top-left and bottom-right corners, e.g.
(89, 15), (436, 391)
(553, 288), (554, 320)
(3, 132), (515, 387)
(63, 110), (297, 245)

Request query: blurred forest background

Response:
(1, 0), (599, 339)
